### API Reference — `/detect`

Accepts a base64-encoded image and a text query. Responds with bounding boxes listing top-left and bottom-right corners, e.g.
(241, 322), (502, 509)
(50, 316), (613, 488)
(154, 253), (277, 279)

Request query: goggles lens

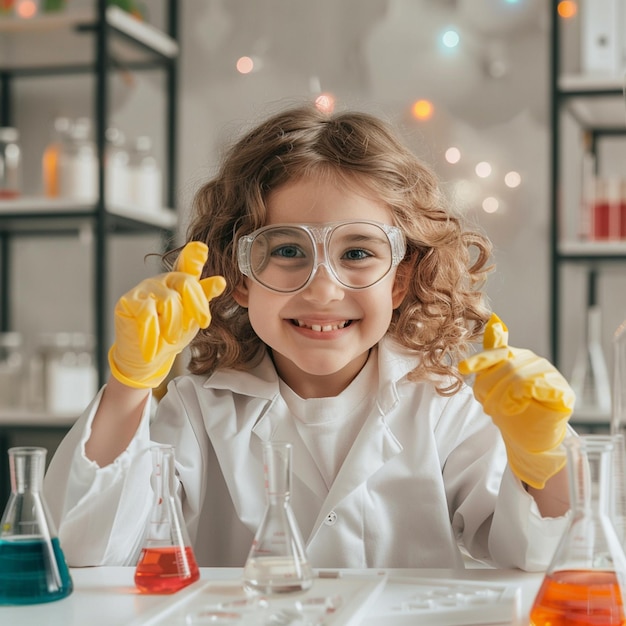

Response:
(238, 221), (405, 293)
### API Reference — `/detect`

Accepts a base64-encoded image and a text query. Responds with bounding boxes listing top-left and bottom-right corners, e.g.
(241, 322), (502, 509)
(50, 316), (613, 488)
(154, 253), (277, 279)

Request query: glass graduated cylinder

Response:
(529, 435), (626, 625)
(134, 445), (200, 594)
(0, 446), (73, 605)
(243, 441), (313, 594)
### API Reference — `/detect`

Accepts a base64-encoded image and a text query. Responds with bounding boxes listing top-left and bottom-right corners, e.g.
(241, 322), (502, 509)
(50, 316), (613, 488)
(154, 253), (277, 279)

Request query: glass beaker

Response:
(0, 447), (73, 605)
(134, 444), (200, 594)
(243, 441), (313, 595)
(529, 435), (626, 625)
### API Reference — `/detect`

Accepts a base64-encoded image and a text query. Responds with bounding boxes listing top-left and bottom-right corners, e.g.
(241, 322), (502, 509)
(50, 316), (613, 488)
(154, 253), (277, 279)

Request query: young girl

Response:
(44, 104), (573, 570)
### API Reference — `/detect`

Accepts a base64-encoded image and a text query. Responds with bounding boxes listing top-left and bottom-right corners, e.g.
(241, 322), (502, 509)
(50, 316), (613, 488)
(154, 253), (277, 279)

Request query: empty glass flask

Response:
(243, 441), (313, 594)
(0, 446), (73, 605)
(529, 435), (626, 625)
(134, 444), (200, 594)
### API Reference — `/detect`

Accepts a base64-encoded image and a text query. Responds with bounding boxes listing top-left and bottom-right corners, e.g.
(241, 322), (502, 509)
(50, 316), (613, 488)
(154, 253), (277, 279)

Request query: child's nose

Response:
(301, 263), (345, 302)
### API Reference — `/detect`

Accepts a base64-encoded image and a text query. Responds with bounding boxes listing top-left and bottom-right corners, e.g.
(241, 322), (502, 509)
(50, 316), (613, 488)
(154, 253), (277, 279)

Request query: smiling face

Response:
(233, 174), (408, 398)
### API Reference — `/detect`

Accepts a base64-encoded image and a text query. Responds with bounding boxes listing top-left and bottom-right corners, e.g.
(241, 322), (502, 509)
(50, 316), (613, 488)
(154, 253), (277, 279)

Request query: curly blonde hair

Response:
(177, 104), (493, 395)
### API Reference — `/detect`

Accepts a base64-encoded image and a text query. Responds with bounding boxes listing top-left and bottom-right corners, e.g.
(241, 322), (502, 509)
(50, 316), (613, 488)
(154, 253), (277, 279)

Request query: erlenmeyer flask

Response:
(529, 435), (626, 625)
(243, 441), (314, 594)
(134, 444), (200, 594)
(0, 446), (73, 605)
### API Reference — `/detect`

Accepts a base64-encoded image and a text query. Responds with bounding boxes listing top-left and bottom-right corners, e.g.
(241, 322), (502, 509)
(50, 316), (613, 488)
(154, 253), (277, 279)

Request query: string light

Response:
(445, 147), (461, 164)
(504, 171), (522, 188)
(475, 161), (492, 178)
(411, 99), (434, 121)
(15, 0), (38, 18)
(236, 56), (254, 74)
(482, 197), (499, 213)
(442, 30), (460, 49)
(557, 1), (577, 19)
(315, 93), (336, 114)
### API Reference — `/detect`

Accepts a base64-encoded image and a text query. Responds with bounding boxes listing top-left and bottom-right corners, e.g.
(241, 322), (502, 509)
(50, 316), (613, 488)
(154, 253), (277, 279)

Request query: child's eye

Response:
(271, 245), (306, 259)
(342, 248), (372, 261)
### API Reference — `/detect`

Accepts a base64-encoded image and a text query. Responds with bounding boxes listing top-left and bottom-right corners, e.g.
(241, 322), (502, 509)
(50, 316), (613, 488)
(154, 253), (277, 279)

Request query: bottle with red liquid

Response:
(134, 445), (200, 594)
(529, 435), (626, 626)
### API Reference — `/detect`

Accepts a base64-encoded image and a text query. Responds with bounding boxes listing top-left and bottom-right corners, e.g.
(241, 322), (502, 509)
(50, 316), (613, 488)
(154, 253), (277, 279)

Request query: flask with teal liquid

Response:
(0, 446), (73, 605)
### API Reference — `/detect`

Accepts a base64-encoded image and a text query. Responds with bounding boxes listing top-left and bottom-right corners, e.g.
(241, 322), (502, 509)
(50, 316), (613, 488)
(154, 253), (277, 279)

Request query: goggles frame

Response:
(237, 220), (406, 294)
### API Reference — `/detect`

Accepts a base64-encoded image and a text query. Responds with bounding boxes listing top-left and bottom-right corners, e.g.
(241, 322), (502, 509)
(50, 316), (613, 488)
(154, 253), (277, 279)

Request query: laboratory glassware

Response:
(134, 444), (200, 594)
(611, 319), (626, 438)
(0, 446), (73, 605)
(570, 271), (611, 419)
(243, 441), (314, 594)
(0, 127), (21, 199)
(529, 435), (626, 625)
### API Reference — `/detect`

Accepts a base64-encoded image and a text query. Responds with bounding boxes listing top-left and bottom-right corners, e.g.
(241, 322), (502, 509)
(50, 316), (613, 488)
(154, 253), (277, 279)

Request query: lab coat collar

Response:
(203, 335), (420, 406)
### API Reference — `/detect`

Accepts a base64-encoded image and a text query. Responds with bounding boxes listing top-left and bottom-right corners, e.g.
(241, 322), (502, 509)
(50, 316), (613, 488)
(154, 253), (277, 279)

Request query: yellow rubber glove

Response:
(459, 313), (575, 489)
(108, 242), (226, 389)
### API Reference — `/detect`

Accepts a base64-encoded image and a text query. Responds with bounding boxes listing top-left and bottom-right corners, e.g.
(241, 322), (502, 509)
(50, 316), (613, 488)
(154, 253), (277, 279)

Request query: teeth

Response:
(295, 320), (349, 332)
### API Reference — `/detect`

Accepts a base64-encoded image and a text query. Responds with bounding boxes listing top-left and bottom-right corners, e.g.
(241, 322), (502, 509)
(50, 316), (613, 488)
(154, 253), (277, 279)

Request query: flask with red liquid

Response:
(529, 435), (626, 625)
(134, 445), (200, 594)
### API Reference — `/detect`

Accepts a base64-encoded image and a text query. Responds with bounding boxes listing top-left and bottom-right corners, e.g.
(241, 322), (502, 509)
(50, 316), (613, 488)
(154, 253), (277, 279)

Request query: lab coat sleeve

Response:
(43, 385), (154, 567)
(489, 465), (569, 570)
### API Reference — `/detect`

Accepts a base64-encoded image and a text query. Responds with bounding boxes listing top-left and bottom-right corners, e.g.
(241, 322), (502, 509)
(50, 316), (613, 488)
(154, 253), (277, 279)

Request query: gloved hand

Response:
(459, 313), (575, 489)
(108, 242), (226, 389)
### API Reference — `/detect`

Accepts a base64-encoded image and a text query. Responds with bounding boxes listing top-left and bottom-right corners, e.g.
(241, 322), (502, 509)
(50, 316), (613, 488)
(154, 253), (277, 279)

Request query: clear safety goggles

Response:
(237, 220), (406, 294)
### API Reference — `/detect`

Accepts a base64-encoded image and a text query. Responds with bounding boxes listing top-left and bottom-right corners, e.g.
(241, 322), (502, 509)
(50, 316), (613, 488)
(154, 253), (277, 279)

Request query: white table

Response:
(0, 566), (544, 625)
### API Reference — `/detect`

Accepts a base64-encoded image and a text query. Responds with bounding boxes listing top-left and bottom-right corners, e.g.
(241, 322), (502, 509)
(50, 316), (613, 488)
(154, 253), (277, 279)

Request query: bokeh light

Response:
(315, 93), (336, 114)
(557, 1), (577, 19)
(475, 161), (492, 178)
(482, 197), (500, 213)
(504, 171), (522, 188)
(442, 30), (460, 48)
(445, 147), (461, 164)
(16, 0), (38, 18)
(236, 56), (254, 74)
(411, 99), (434, 121)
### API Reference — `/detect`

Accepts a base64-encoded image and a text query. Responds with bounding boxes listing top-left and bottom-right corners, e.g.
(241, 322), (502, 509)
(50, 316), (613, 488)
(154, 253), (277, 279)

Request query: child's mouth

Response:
(291, 319), (352, 332)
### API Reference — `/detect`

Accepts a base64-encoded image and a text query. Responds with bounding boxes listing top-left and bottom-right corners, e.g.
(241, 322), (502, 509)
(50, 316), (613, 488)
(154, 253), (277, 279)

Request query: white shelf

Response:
(0, 6), (178, 70)
(559, 74), (625, 93)
(0, 196), (177, 230)
(0, 408), (78, 428)
(558, 74), (626, 129)
(558, 240), (626, 257)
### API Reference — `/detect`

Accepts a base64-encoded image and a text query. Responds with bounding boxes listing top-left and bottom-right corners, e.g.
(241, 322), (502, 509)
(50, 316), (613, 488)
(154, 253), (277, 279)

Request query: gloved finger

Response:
(164, 273), (212, 329)
(116, 291), (162, 363)
(483, 313), (508, 350)
(174, 241), (208, 278)
(200, 275), (226, 302)
(459, 347), (511, 375)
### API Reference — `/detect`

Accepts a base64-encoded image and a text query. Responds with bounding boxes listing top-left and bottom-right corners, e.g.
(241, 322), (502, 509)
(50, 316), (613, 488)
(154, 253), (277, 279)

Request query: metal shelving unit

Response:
(0, 1), (179, 385)
(549, 0), (626, 428)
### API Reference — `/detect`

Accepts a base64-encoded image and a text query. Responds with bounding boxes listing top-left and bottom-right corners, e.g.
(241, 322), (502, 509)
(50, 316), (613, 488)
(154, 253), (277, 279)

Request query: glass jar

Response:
(0, 127), (21, 199)
(37, 333), (97, 415)
(0, 332), (25, 411)
(129, 136), (162, 211)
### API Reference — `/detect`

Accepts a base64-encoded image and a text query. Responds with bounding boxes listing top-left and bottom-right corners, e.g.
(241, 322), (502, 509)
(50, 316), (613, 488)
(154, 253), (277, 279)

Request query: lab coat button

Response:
(325, 511), (337, 526)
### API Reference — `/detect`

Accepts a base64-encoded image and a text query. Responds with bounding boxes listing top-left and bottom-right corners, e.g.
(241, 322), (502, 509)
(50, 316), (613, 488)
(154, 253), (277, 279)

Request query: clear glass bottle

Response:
(134, 444), (200, 594)
(243, 441), (313, 595)
(58, 117), (97, 202)
(129, 135), (162, 211)
(42, 116), (72, 198)
(105, 127), (130, 206)
(0, 446), (73, 605)
(38, 332), (98, 415)
(570, 272), (611, 420)
(529, 435), (626, 624)
(0, 332), (25, 410)
(0, 127), (21, 199)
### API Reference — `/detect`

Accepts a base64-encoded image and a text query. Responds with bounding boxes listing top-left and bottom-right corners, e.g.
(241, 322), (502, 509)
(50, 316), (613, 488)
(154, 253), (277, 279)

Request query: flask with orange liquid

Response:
(529, 435), (626, 625)
(134, 444), (200, 594)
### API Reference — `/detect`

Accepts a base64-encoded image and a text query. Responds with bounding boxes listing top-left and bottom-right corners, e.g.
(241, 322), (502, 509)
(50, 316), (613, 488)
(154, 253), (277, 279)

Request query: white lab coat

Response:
(44, 336), (567, 570)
